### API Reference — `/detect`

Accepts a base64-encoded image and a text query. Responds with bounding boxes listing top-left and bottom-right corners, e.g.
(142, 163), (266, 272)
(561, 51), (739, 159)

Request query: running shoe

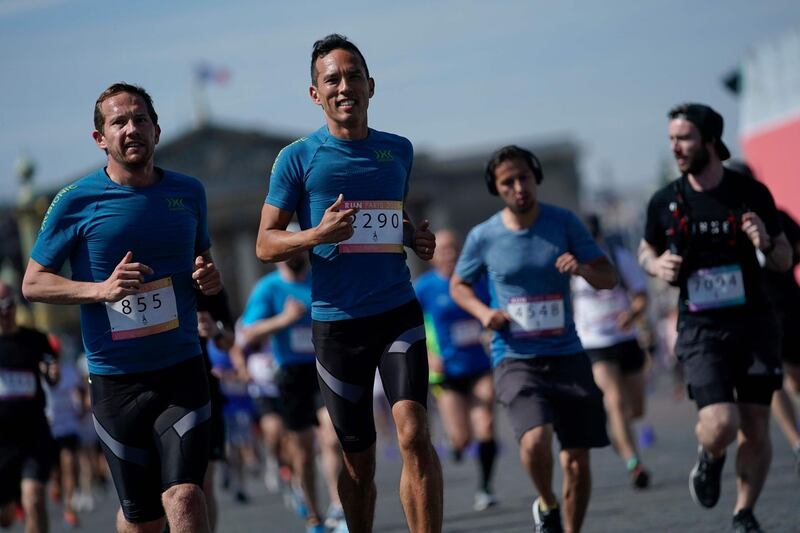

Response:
(689, 447), (725, 508)
(532, 497), (563, 533)
(629, 463), (651, 489)
(473, 490), (498, 511)
(325, 503), (345, 529)
(264, 456), (281, 493)
(330, 520), (350, 533)
(63, 510), (79, 528)
(306, 522), (326, 533)
(731, 508), (764, 533)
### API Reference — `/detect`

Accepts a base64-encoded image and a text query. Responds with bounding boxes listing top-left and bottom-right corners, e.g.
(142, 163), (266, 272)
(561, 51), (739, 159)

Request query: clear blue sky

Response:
(1, 0), (799, 201)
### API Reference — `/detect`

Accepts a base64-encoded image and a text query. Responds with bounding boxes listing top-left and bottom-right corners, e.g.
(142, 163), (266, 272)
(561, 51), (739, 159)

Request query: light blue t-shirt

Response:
(455, 204), (605, 366)
(414, 270), (491, 378)
(30, 168), (210, 375)
(240, 271), (315, 367)
(266, 126), (417, 321)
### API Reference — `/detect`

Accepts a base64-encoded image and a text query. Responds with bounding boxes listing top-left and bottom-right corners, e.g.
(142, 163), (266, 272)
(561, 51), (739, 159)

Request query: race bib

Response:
(450, 319), (482, 348)
(339, 200), (403, 253)
(508, 294), (566, 337)
(687, 264), (746, 312)
(106, 278), (179, 341)
(289, 326), (315, 354)
(0, 369), (36, 399)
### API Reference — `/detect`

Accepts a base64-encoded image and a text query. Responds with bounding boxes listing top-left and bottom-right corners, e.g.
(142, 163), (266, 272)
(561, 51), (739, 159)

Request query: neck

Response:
(502, 202), (540, 231)
(326, 119), (369, 141)
(687, 160), (724, 191)
(106, 160), (159, 187)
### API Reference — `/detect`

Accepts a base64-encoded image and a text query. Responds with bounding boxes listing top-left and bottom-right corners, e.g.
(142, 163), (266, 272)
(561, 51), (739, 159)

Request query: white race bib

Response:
(289, 326), (315, 354)
(340, 200), (403, 253)
(508, 295), (566, 337)
(687, 264), (746, 312)
(0, 369), (36, 399)
(577, 290), (629, 326)
(106, 278), (179, 341)
(450, 319), (482, 348)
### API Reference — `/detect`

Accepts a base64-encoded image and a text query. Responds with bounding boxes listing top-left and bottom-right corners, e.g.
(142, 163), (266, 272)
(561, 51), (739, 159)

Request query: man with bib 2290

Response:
(22, 83), (221, 533)
(638, 103), (791, 533)
(255, 35), (442, 533)
(451, 146), (616, 533)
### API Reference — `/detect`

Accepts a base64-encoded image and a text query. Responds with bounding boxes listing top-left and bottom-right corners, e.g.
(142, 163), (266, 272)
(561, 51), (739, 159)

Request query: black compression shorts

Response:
(0, 414), (55, 505)
(276, 362), (325, 432)
(90, 356), (211, 523)
(585, 339), (646, 374)
(313, 299), (429, 453)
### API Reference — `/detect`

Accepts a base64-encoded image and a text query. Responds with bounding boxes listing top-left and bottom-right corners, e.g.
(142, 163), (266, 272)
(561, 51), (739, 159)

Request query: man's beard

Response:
(686, 145), (710, 175)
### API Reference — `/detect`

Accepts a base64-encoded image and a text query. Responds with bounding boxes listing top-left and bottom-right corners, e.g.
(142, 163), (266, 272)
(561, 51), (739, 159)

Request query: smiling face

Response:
(668, 117), (710, 175)
(493, 157), (538, 214)
(92, 92), (160, 171)
(309, 48), (374, 139)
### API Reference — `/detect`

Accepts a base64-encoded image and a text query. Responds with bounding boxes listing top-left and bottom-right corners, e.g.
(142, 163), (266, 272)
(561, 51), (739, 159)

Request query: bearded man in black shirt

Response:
(638, 104), (792, 533)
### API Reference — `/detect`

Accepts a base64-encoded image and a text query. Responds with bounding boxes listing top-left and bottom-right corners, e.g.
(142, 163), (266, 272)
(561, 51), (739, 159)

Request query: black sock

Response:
(477, 439), (497, 492)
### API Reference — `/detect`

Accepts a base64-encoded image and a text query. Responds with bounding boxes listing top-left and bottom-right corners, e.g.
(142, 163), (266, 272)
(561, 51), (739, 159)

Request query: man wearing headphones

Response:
(450, 145), (616, 533)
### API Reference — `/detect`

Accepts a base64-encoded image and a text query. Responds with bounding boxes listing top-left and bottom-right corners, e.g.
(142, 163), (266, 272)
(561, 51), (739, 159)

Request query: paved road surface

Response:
(11, 375), (800, 532)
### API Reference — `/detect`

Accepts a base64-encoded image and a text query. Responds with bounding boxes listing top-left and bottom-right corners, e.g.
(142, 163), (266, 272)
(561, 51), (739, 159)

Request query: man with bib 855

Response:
(450, 145), (617, 533)
(638, 103), (791, 533)
(22, 83), (221, 533)
(255, 35), (442, 533)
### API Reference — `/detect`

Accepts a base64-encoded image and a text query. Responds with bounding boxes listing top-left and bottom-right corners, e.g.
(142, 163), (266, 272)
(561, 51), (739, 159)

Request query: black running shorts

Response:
(276, 362), (325, 432)
(493, 354), (609, 449)
(439, 371), (491, 396)
(313, 299), (429, 453)
(676, 317), (783, 409)
(90, 356), (211, 523)
(0, 414), (55, 505)
(585, 339), (646, 375)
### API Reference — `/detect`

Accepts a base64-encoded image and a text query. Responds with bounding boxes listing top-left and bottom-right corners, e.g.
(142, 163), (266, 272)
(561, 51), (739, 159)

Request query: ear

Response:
(154, 124), (161, 146)
(309, 84), (322, 106)
(368, 77), (375, 98)
(92, 130), (107, 151)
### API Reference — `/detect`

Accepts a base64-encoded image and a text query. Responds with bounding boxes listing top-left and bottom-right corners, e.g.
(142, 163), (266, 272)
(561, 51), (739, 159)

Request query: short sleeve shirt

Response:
(455, 204), (605, 366)
(643, 170), (781, 326)
(267, 126), (416, 321)
(30, 168), (210, 375)
(414, 270), (491, 377)
(0, 327), (54, 421)
(240, 271), (315, 367)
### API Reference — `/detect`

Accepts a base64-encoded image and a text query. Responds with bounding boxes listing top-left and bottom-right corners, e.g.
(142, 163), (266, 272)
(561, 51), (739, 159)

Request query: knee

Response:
(21, 481), (44, 512)
(520, 429), (550, 458)
(162, 483), (204, 514)
(699, 415), (738, 446)
(562, 450), (590, 479)
(394, 406), (431, 454)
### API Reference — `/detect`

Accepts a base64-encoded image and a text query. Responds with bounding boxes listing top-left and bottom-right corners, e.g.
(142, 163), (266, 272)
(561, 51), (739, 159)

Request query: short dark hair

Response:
(667, 102), (730, 160)
(310, 34), (370, 85)
(484, 145), (543, 195)
(94, 83), (158, 133)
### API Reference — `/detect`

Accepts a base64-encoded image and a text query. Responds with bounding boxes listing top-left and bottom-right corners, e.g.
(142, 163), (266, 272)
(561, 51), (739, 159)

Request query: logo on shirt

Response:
(166, 198), (186, 212)
(374, 149), (394, 162)
(39, 184), (78, 234)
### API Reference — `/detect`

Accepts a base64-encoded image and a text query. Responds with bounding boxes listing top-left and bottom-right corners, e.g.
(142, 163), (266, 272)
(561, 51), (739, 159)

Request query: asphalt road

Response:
(10, 374), (800, 532)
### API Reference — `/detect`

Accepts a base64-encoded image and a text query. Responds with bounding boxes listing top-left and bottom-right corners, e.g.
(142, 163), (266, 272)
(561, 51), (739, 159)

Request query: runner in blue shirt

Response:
(254, 34), (442, 533)
(22, 83), (221, 533)
(451, 145), (617, 533)
(414, 229), (498, 512)
(239, 248), (345, 532)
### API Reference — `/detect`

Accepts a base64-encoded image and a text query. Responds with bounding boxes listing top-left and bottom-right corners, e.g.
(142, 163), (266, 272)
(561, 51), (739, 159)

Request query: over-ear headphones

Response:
(484, 145), (543, 195)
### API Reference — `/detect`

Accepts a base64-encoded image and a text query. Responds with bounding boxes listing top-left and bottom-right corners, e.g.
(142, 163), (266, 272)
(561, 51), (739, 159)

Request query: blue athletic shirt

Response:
(455, 204), (605, 366)
(266, 126), (416, 321)
(240, 271), (315, 367)
(30, 168), (210, 375)
(414, 270), (491, 377)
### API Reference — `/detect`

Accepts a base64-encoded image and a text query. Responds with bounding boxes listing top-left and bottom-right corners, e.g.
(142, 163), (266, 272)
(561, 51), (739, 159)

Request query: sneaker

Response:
(234, 490), (249, 504)
(305, 522), (326, 533)
(689, 447), (725, 508)
(62, 510), (79, 528)
(264, 456), (280, 493)
(325, 503), (345, 529)
(473, 490), (498, 511)
(288, 486), (308, 519)
(331, 520), (350, 533)
(629, 463), (650, 489)
(532, 497), (563, 533)
(731, 508), (764, 533)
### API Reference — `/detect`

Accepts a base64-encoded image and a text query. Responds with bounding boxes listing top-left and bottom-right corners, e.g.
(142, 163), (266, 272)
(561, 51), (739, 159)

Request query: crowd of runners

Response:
(1, 33), (799, 533)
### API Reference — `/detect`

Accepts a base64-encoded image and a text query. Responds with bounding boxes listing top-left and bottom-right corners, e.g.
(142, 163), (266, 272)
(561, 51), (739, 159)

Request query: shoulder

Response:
(19, 326), (48, 344)
(272, 131), (325, 171)
(540, 203), (578, 223)
(370, 129), (413, 155)
(163, 170), (205, 195)
(415, 270), (436, 288)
